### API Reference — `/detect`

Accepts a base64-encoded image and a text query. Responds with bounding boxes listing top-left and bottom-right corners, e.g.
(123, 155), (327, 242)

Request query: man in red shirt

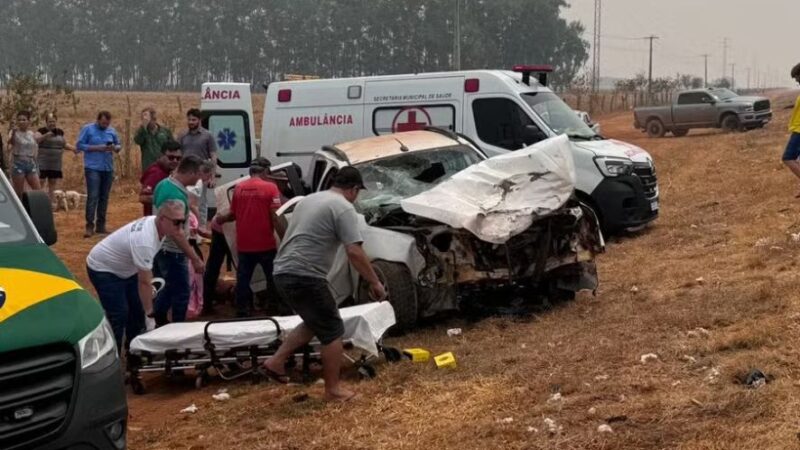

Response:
(214, 158), (286, 317)
(140, 140), (182, 215)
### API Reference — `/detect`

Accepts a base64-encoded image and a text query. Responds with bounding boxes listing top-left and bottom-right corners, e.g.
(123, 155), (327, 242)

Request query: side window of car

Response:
(472, 98), (537, 150)
(319, 166), (339, 191)
(678, 93), (700, 105)
(699, 94), (713, 104)
(311, 159), (327, 190)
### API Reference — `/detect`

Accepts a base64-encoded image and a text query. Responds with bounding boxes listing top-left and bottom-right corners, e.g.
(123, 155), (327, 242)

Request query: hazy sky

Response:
(561, 0), (798, 87)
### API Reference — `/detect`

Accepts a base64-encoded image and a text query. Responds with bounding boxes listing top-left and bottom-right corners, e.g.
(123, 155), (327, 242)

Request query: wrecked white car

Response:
(217, 129), (604, 329)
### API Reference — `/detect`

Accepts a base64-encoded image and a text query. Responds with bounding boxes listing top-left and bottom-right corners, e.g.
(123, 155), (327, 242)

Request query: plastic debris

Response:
(705, 367), (720, 384)
(527, 426), (539, 433)
(687, 327), (710, 339)
(180, 404), (198, 414)
(681, 355), (697, 363)
(543, 418), (561, 434)
(548, 392), (563, 403)
(594, 374), (609, 381)
(695, 277), (705, 284)
(691, 398), (703, 407)
(630, 285), (639, 293)
(597, 424), (613, 433)
(588, 407), (597, 416)
(520, 343), (527, 349)
(497, 417), (514, 424)
(690, 224), (698, 229)
(212, 392), (230, 401)
(744, 369), (767, 389)
(791, 232), (800, 242)
(640, 353), (659, 363)
(446, 328), (463, 337)
(754, 238), (769, 248)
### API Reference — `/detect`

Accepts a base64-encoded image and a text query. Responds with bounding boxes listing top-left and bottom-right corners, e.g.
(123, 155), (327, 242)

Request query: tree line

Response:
(0, 0), (589, 91)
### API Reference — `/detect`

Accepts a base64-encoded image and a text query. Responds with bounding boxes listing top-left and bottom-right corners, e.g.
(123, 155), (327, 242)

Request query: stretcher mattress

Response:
(130, 302), (396, 357)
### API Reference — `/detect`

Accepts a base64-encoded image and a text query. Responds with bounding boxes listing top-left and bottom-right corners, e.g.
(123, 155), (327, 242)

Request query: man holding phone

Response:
(76, 111), (121, 238)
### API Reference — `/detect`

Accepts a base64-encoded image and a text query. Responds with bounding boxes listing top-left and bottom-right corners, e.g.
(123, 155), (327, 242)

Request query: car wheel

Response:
(646, 119), (666, 138)
(22, 190), (57, 245)
(721, 114), (741, 132)
(357, 260), (418, 332)
(672, 128), (689, 137)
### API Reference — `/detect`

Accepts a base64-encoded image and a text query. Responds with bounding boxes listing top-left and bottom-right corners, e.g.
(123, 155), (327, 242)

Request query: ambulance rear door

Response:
(200, 82), (257, 208)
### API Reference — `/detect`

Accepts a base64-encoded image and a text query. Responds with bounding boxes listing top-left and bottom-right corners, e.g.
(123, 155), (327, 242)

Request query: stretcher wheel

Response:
(383, 347), (402, 363)
(131, 378), (145, 395)
(357, 364), (377, 380)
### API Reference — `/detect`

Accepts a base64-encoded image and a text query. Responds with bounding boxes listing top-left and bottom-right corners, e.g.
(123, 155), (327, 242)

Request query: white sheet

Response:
(400, 135), (576, 244)
(130, 302), (396, 357)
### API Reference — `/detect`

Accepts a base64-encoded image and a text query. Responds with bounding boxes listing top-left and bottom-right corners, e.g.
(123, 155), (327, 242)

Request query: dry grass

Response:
(50, 90), (800, 449)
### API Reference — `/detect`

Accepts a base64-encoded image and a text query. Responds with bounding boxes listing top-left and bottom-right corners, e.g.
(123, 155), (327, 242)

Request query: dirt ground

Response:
(48, 90), (800, 449)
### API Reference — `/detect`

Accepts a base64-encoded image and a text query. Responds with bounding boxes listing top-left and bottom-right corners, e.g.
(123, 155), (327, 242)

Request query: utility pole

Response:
(746, 67), (751, 90)
(592, 0), (602, 94)
(730, 63), (735, 89)
(645, 35), (658, 104)
(453, 0), (461, 70)
(722, 37), (729, 82)
(701, 54), (710, 87)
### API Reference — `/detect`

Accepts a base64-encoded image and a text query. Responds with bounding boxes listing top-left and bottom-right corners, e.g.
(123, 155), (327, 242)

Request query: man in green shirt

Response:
(152, 155), (204, 326)
(134, 107), (173, 171)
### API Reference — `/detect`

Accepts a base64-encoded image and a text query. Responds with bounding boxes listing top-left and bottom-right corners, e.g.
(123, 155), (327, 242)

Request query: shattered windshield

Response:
(354, 145), (483, 222)
(0, 177), (35, 244)
(521, 92), (598, 140)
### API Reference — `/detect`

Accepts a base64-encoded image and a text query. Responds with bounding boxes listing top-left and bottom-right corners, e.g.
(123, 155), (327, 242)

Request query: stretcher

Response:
(127, 302), (402, 394)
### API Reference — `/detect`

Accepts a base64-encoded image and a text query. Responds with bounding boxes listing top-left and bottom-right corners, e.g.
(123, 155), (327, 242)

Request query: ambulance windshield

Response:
(354, 145), (482, 223)
(0, 181), (34, 244)
(522, 92), (599, 140)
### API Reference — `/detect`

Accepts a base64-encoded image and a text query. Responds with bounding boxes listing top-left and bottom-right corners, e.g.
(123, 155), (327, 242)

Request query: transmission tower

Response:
(592, 0), (602, 93)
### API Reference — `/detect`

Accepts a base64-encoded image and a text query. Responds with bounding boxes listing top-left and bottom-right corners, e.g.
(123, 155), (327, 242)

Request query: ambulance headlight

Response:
(595, 156), (634, 177)
(78, 318), (118, 372)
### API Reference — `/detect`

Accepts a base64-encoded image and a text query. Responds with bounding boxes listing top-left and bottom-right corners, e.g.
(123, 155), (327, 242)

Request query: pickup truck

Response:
(634, 88), (772, 137)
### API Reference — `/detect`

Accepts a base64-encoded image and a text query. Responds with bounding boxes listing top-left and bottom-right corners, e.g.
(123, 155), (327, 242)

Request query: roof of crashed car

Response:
(336, 130), (462, 165)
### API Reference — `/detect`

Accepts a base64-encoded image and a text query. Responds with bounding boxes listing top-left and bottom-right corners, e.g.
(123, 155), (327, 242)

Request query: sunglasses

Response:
(166, 155), (182, 161)
(165, 218), (186, 227)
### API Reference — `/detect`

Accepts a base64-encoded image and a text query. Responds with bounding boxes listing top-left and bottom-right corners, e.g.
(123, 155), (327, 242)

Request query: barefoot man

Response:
(262, 167), (385, 402)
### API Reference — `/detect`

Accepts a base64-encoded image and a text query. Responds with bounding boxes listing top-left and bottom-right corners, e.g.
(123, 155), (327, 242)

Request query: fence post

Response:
(124, 95), (132, 179)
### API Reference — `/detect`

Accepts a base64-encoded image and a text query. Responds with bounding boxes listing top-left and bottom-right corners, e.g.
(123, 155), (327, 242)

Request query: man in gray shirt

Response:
(262, 167), (385, 402)
(177, 108), (218, 223)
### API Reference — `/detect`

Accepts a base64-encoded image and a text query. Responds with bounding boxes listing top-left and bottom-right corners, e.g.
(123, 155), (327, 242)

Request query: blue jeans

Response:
(85, 168), (114, 229)
(153, 250), (190, 326)
(87, 266), (144, 351)
(783, 133), (800, 161)
(235, 250), (278, 317)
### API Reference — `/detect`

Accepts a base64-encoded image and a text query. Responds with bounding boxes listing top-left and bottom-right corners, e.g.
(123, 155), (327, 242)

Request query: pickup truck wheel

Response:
(721, 114), (741, 132)
(646, 119), (666, 138)
(672, 129), (689, 137)
(357, 261), (418, 332)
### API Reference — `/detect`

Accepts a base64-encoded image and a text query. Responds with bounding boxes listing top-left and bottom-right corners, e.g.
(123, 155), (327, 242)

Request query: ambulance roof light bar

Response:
(512, 64), (554, 87)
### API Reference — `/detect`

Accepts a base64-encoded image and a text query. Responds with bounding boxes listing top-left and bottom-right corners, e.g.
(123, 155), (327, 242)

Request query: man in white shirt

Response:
(86, 200), (186, 350)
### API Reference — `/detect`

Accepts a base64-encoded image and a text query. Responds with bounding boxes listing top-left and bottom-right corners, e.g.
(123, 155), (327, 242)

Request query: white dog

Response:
(65, 190), (86, 210)
(52, 190), (69, 211)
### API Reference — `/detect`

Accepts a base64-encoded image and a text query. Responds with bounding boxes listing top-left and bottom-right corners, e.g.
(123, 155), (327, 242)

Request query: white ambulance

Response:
(200, 66), (658, 233)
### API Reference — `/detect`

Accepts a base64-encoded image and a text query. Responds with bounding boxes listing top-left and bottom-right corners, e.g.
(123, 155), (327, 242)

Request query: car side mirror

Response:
(591, 123), (602, 134)
(22, 191), (57, 245)
(523, 124), (548, 144)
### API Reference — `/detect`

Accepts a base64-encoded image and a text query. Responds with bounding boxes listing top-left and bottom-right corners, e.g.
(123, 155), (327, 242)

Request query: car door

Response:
(465, 96), (548, 157)
(673, 92), (715, 127)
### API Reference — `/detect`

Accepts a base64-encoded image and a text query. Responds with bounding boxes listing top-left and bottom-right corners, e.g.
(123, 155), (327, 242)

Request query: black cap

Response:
(333, 166), (366, 190)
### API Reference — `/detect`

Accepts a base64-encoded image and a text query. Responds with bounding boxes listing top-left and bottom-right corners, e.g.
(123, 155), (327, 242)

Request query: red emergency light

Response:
(512, 64), (554, 87)
(278, 89), (292, 102)
(464, 78), (480, 93)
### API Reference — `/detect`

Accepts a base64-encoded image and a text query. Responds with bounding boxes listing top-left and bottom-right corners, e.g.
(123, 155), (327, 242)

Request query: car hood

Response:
(0, 244), (103, 352)
(723, 96), (767, 104)
(572, 138), (653, 164)
(401, 135), (575, 244)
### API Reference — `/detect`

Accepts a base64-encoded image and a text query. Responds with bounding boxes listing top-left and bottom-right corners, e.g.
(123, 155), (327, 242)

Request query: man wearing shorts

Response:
(782, 62), (800, 196)
(262, 167), (385, 402)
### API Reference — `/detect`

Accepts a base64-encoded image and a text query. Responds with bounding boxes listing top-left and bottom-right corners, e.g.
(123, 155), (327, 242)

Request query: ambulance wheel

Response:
(358, 261), (418, 332)
(383, 346), (403, 363)
(358, 364), (377, 380)
(131, 378), (145, 395)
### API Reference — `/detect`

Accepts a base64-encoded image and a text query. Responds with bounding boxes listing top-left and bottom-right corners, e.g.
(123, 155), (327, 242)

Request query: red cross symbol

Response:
(392, 107), (432, 132)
